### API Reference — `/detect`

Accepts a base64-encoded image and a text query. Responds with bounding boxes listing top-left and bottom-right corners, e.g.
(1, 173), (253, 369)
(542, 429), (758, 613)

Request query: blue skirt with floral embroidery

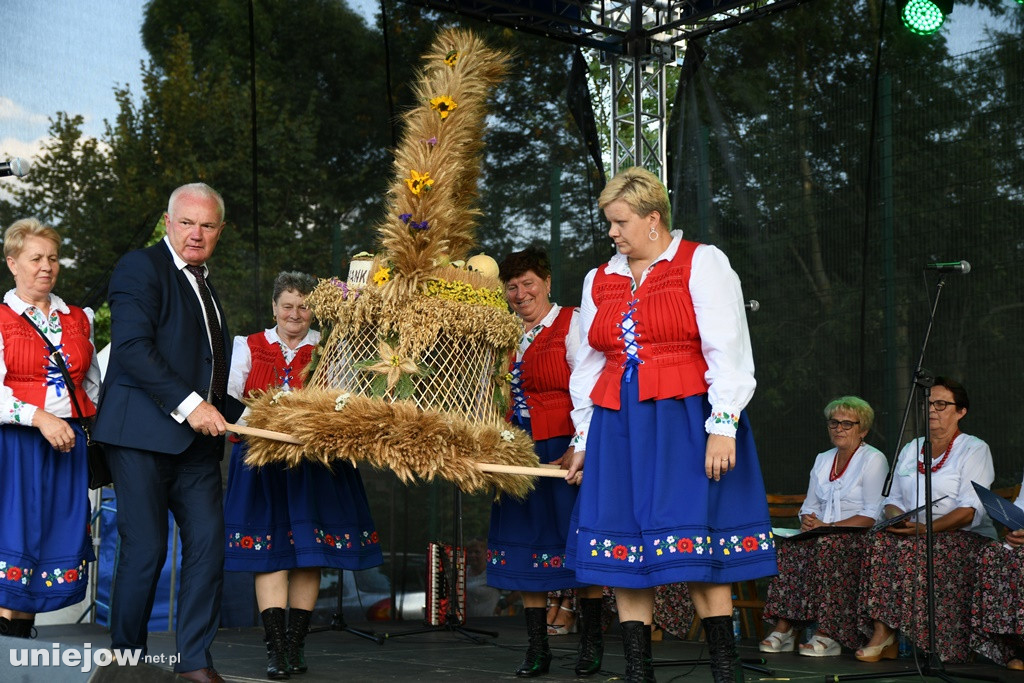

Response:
(223, 442), (383, 573)
(486, 420), (587, 591)
(566, 381), (777, 588)
(0, 422), (93, 613)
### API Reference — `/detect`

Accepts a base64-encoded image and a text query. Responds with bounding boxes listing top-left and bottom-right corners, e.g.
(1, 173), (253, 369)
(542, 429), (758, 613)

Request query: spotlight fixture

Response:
(900, 0), (954, 35)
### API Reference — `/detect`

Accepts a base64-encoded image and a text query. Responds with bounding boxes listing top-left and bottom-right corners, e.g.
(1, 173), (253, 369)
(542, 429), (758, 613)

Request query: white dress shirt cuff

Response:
(171, 392), (204, 423)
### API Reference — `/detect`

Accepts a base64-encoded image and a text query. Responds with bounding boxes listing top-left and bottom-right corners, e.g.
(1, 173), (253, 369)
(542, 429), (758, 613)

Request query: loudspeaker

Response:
(0, 636), (179, 682)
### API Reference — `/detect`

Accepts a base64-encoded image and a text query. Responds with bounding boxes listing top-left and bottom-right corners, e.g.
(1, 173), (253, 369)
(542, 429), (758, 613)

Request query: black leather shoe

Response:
(177, 668), (225, 683)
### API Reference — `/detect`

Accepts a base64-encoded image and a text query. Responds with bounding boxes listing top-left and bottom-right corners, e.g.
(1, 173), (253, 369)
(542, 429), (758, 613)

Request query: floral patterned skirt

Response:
(488, 428), (585, 591)
(763, 533), (869, 649)
(0, 423), (93, 613)
(970, 540), (1024, 664)
(567, 384), (777, 588)
(654, 582), (696, 639)
(859, 530), (990, 663)
(223, 442), (382, 572)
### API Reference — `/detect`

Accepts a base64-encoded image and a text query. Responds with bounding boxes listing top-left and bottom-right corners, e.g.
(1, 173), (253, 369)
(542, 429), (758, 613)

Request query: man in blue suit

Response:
(94, 182), (242, 683)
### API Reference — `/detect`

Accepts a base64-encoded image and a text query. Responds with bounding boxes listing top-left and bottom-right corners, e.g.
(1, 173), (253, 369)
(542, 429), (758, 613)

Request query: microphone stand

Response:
(307, 573), (385, 645)
(654, 654), (774, 677)
(828, 275), (996, 683)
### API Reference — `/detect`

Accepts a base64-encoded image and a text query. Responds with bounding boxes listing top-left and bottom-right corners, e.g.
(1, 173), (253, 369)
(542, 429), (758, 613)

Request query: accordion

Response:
(426, 542), (467, 625)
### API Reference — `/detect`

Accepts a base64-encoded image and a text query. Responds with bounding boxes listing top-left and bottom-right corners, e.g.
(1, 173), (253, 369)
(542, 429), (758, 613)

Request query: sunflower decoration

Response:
(372, 265), (392, 286)
(430, 95), (458, 120)
(404, 169), (434, 196)
(444, 49), (459, 67)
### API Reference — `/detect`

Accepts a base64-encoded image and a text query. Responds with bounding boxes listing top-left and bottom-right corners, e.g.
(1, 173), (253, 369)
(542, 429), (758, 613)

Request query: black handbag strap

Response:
(11, 306), (89, 425)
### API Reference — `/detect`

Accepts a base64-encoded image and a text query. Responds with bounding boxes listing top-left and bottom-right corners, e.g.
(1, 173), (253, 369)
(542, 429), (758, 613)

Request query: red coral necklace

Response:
(918, 430), (959, 474)
(829, 444), (861, 482)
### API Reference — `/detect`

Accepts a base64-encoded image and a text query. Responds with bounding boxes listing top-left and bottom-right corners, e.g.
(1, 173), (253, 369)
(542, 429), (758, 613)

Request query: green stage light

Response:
(901, 0), (950, 35)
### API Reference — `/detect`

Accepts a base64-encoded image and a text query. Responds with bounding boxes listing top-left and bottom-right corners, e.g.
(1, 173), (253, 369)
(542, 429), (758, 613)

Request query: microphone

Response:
(0, 158), (30, 178)
(744, 299), (760, 312)
(924, 261), (970, 274)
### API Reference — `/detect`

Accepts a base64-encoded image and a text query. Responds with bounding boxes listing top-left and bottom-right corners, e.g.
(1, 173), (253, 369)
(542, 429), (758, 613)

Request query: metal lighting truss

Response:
(402, 0), (815, 180)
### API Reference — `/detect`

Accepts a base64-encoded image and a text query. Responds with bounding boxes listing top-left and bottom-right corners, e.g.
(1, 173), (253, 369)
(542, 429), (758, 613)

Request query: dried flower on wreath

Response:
(357, 340), (431, 399)
(430, 95), (458, 120)
(404, 169), (434, 196)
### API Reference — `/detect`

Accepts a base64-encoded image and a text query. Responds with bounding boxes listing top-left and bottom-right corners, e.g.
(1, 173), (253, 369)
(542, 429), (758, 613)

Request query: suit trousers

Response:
(106, 438), (224, 673)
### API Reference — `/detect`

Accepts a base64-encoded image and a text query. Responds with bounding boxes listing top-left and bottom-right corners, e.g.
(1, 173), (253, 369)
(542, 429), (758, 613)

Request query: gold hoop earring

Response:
(648, 226), (659, 241)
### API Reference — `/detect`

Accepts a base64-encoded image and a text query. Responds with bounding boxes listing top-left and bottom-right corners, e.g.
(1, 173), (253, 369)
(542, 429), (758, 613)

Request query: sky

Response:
(0, 0), (1016, 174)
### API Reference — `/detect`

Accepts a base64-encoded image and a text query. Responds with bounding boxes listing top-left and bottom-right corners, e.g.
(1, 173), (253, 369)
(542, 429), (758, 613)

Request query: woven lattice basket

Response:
(240, 29), (542, 498)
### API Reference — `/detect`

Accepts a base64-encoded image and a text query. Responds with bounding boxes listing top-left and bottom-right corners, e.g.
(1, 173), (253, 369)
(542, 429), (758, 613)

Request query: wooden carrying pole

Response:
(227, 423), (569, 479)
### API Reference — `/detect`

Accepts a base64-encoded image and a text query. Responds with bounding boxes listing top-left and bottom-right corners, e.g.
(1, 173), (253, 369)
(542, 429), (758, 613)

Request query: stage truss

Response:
(399, 0), (817, 181)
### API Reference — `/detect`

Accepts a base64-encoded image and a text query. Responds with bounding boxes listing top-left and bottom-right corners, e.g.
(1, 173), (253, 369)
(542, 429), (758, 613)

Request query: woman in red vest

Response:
(487, 247), (605, 678)
(0, 218), (100, 637)
(564, 167), (777, 683)
(223, 271), (382, 680)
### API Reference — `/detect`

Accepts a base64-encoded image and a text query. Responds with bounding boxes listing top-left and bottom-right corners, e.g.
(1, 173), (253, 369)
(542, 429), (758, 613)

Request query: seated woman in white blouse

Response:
(857, 376), (995, 664)
(760, 396), (886, 657)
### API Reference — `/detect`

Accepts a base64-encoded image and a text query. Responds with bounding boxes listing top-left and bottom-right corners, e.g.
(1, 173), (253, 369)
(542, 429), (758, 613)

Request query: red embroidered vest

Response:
(0, 304), (97, 417)
(588, 240), (710, 410)
(512, 306), (576, 440)
(242, 333), (314, 396)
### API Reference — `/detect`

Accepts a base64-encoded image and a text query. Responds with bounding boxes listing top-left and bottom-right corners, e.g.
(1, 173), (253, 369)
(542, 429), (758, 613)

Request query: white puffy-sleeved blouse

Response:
(569, 231), (755, 448)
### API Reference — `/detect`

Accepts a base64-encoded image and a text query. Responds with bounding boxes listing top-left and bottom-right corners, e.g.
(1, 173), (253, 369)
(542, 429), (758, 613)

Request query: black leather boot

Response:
(620, 620), (655, 683)
(703, 615), (743, 683)
(515, 607), (552, 677)
(261, 607), (290, 680)
(575, 598), (604, 676)
(11, 617), (36, 639)
(286, 608), (312, 674)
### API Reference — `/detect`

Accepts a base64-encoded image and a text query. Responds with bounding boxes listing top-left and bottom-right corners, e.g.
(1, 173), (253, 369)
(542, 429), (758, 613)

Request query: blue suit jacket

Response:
(94, 240), (243, 454)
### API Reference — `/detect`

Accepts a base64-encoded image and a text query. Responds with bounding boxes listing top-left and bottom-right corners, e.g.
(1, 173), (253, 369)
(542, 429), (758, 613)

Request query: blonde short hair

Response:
(597, 166), (671, 230)
(4, 218), (61, 258)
